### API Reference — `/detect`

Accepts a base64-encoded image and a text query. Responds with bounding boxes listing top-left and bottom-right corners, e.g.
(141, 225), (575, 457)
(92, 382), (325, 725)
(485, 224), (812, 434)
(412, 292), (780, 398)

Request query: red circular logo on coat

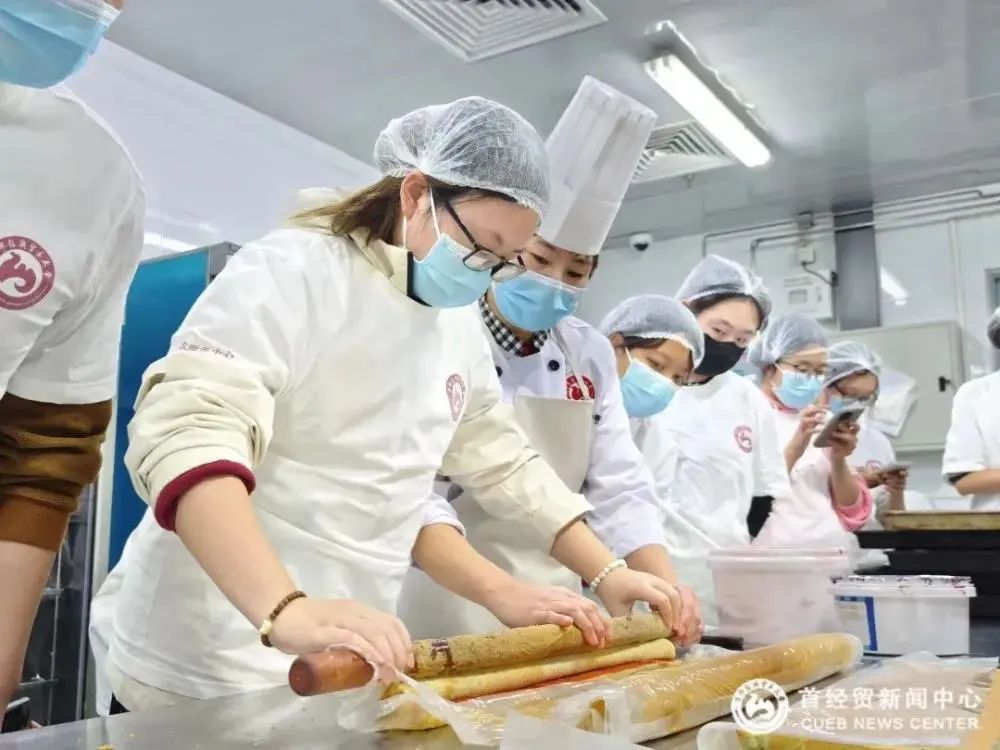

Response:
(864, 460), (883, 473)
(0, 236), (55, 311)
(734, 425), (754, 454)
(446, 374), (466, 421)
(566, 374), (596, 401)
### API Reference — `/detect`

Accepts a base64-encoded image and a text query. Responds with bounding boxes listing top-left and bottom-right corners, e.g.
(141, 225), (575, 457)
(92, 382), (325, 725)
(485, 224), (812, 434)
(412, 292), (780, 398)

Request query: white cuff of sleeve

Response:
(593, 510), (668, 559)
(531, 493), (592, 546)
(422, 514), (466, 536)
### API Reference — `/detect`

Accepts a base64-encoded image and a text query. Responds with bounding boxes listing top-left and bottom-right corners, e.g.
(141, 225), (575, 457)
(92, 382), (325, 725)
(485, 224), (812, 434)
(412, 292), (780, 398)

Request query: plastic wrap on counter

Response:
(696, 653), (998, 750)
(370, 633), (862, 747)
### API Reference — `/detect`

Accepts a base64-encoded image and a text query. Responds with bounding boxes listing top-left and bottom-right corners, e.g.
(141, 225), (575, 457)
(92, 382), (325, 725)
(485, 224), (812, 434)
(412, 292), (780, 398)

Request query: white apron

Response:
(755, 409), (857, 551)
(401, 330), (594, 638)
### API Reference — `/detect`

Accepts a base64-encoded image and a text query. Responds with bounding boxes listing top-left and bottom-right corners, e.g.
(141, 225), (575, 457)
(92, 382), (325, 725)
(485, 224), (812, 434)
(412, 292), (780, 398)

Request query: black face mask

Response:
(695, 335), (747, 378)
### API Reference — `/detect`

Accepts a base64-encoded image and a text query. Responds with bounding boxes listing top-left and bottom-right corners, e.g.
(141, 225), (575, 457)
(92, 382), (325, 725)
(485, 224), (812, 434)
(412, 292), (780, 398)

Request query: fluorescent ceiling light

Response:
(645, 54), (771, 168)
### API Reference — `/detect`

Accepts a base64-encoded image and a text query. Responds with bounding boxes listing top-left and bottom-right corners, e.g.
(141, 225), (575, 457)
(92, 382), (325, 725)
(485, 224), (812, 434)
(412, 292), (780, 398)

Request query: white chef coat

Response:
(419, 315), (666, 556)
(851, 416), (897, 476)
(756, 408), (870, 550)
(942, 371), (1000, 510)
(401, 316), (666, 638)
(0, 82), (144, 404)
(97, 223), (591, 703)
(851, 415), (896, 532)
(638, 371), (791, 623)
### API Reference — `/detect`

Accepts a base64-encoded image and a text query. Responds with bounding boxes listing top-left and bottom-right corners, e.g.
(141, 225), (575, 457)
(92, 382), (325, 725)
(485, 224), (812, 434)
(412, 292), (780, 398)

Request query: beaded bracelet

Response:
(259, 590), (306, 648)
(588, 559), (627, 592)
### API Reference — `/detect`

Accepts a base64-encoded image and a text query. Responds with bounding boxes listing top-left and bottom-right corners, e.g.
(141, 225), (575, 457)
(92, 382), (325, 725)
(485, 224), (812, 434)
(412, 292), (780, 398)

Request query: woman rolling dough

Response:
(92, 96), (678, 711)
(399, 79), (701, 647)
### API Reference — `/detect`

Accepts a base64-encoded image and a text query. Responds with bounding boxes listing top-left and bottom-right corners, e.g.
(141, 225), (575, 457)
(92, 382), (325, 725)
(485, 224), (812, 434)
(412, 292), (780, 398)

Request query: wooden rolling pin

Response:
(288, 612), (670, 697)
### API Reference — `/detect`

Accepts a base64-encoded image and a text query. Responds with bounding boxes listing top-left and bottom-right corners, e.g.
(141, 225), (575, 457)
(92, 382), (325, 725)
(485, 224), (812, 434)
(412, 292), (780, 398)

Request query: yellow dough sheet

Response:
(378, 633), (862, 746)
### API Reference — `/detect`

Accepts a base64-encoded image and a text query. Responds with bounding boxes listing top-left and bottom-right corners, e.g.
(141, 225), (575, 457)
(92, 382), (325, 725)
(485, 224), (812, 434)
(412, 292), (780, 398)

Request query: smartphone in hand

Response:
(813, 407), (865, 448)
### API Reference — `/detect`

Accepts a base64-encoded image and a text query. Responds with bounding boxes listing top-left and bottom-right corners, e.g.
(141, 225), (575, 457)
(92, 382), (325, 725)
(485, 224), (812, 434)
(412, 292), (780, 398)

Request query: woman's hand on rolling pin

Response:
(484, 580), (611, 647)
(268, 598), (414, 682)
(595, 568), (684, 635)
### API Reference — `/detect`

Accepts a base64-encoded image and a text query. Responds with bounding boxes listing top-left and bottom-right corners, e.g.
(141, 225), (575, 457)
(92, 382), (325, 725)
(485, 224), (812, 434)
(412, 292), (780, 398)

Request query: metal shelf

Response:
(18, 483), (97, 725)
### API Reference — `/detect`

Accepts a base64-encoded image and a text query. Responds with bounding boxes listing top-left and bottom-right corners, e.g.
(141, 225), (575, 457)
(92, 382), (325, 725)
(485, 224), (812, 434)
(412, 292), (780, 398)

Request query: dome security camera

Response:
(629, 233), (653, 252)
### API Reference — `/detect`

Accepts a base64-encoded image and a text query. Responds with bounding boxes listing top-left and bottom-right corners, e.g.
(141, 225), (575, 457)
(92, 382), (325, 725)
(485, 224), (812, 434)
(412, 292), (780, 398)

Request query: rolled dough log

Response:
(380, 633), (861, 738)
(384, 638), (676, 702)
(408, 612), (670, 679)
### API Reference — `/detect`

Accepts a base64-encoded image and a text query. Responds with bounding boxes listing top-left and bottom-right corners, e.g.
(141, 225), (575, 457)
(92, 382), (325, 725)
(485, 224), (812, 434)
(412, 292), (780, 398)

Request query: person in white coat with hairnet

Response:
(823, 341), (929, 569)
(597, 296), (705, 448)
(751, 315), (873, 550)
(943, 307), (1000, 510)
(599, 297), (733, 577)
(400, 78), (702, 646)
(91, 96), (678, 712)
(635, 257), (788, 625)
(825, 342), (928, 527)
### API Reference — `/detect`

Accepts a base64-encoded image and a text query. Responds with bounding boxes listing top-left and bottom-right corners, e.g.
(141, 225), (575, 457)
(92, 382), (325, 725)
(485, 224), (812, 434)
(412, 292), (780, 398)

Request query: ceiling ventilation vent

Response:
(379, 0), (607, 62)
(632, 121), (736, 184)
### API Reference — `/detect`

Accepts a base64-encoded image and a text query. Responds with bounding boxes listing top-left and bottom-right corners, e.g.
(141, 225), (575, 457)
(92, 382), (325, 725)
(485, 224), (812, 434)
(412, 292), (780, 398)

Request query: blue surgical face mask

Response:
(493, 269), (583, 332)
(620, 351), (678, 418)
(774, 367), (823, 411)
(829, 395), (871, 415)
(828, 396), (848, 415)
(0, 0), (118, 89)
(407, 193), (494, 309)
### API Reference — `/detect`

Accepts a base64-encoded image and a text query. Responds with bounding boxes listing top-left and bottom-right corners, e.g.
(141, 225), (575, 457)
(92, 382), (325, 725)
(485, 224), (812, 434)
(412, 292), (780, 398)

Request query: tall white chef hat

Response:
(536, 76), (657, 256)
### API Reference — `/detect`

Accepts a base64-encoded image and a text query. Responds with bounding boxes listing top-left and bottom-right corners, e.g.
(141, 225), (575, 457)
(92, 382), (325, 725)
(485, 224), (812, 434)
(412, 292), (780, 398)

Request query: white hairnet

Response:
(747, 312), (828, 369)
(374, 97), (549, 217)
(825, 340), (882, 386)
(675, 255), (772, 324)
(598, 294), (705, 366)
(989, 306), (1000, 349)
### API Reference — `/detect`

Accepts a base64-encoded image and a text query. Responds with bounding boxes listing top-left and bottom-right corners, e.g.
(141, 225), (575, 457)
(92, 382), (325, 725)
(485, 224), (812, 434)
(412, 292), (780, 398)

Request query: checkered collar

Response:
(479, 295), (549, 357)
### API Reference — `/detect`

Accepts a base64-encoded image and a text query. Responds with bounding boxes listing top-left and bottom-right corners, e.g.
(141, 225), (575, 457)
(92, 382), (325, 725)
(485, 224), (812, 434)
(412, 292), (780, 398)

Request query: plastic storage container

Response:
(831, 575), (976, 655)
(708, 547), (851, 647)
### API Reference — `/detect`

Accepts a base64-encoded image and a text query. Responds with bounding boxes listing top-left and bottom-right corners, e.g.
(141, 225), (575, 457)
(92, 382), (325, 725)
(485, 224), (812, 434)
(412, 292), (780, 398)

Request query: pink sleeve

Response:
(831, 475), (873, 532)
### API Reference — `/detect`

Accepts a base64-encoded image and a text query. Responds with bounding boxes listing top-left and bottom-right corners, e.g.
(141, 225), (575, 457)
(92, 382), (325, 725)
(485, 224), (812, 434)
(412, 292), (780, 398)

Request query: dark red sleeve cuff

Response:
(154, 460), (256, 531)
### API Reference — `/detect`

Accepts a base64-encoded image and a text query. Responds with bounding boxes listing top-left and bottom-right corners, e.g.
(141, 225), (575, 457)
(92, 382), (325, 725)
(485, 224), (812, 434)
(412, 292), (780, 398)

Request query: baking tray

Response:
(857, 529), (1000, 550)
(883, 510), (1000, 531)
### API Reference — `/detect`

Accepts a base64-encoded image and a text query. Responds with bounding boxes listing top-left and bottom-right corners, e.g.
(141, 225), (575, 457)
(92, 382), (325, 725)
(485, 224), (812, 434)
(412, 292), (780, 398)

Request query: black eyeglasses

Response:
(436, 194), (525, 282)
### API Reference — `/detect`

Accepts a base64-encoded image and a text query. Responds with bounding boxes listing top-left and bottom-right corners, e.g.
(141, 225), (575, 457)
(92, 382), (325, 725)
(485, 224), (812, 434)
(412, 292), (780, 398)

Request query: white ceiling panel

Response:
(108, 0), (1000, 240)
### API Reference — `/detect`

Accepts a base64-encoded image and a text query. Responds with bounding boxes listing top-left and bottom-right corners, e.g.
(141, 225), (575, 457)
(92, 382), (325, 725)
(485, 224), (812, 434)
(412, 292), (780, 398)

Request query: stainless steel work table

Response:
(4, 621), (997, 750)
